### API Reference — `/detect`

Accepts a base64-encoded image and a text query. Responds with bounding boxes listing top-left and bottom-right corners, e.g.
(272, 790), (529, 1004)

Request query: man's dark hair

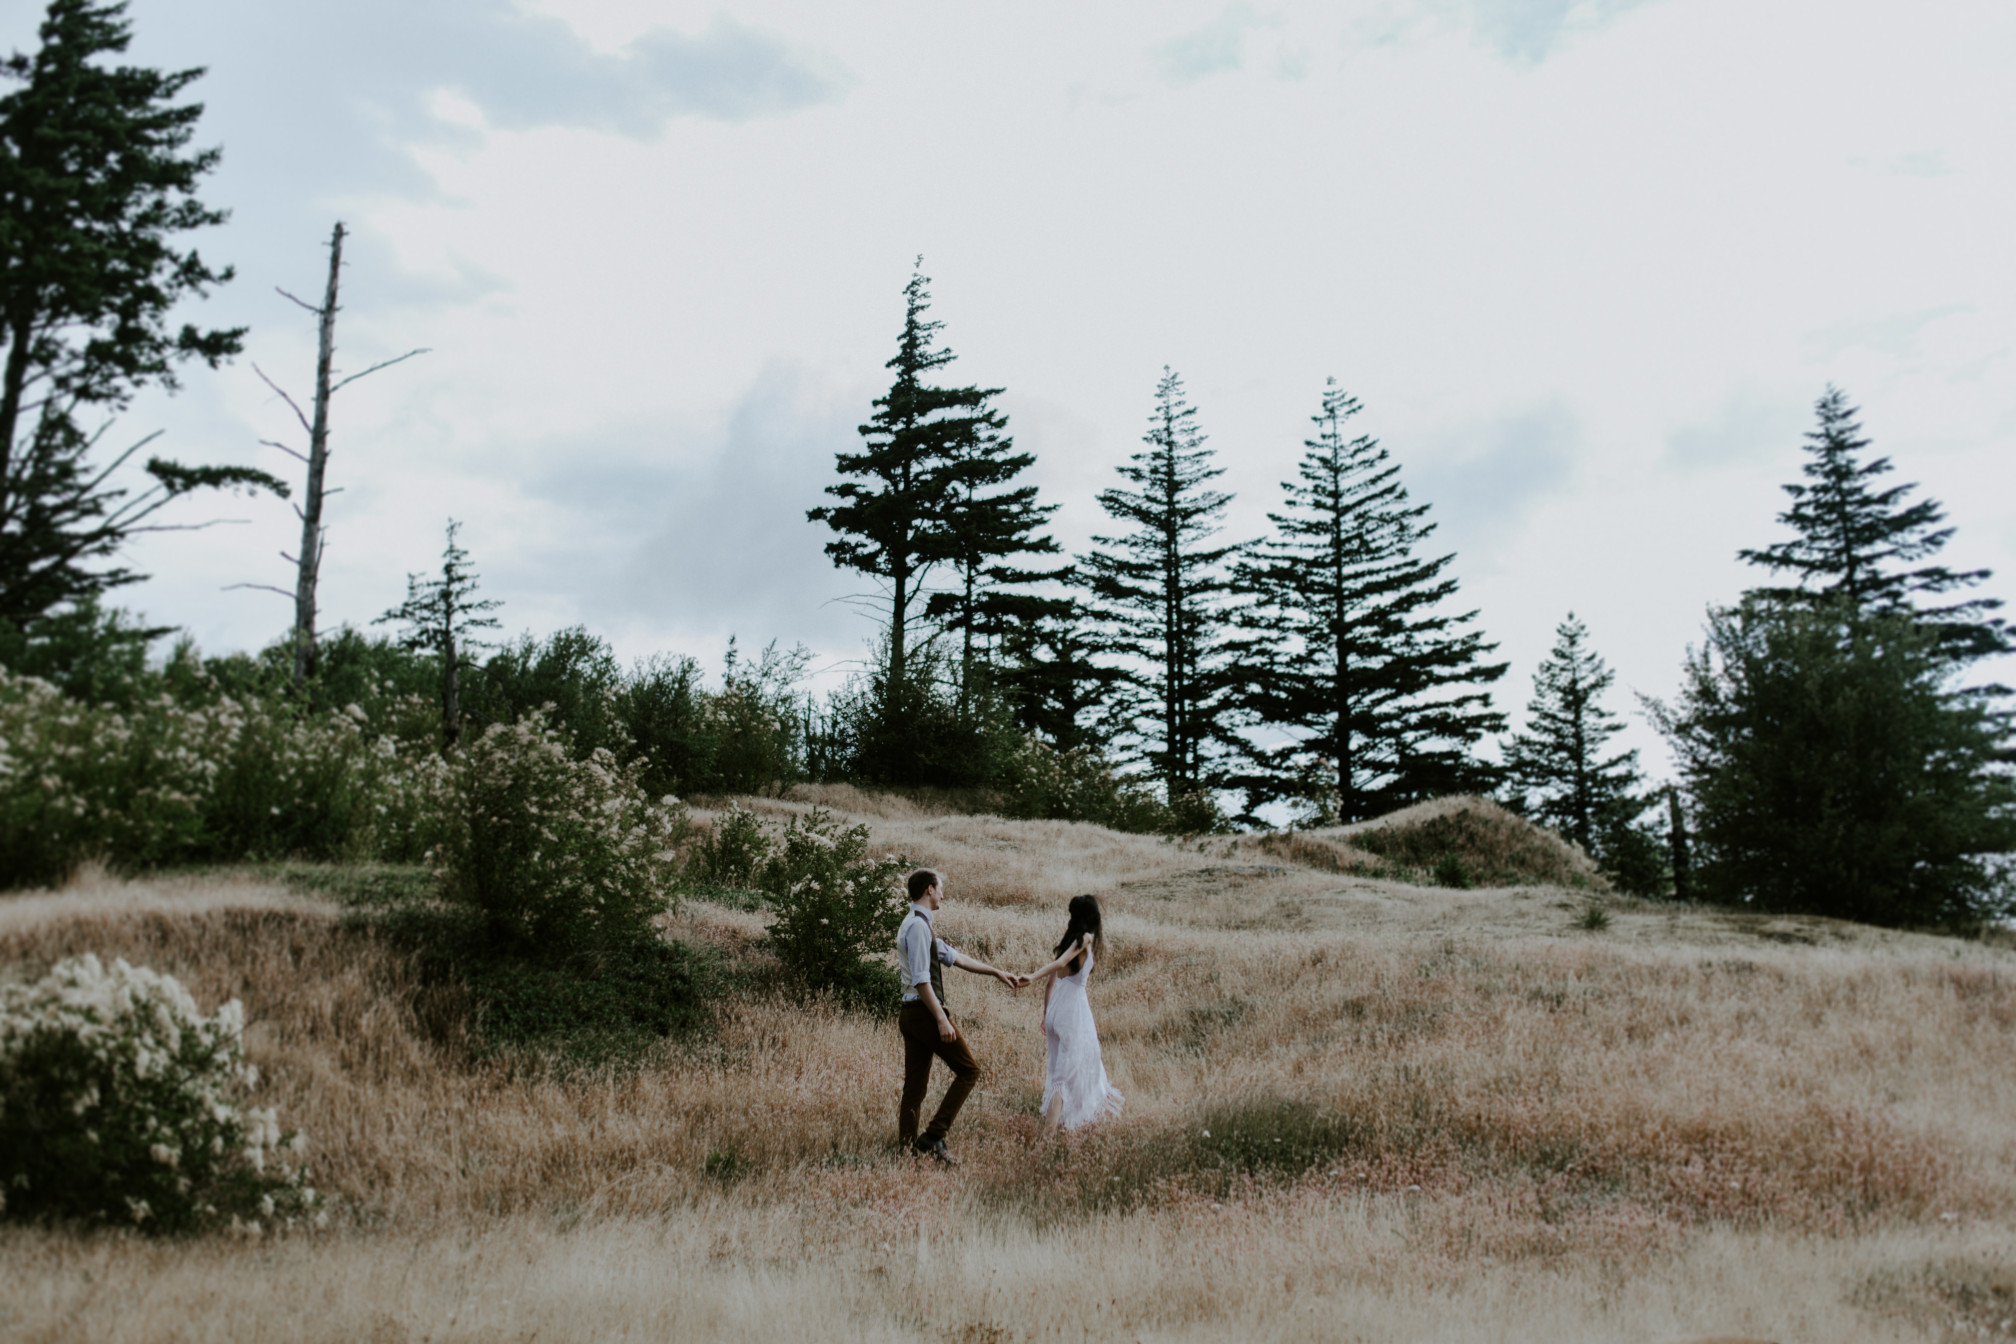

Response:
(907, 868), (941, 903)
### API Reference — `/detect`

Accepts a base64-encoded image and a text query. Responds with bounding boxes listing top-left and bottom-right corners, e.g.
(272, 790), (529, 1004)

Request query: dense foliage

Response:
(1654, 601), (2015, 926)
(755, 808), (910, 1005)
(429, 710), (687, 952)
(0, 662), (442, 888)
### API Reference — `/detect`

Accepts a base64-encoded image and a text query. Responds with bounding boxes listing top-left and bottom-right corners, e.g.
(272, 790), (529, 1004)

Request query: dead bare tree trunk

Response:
(240, 222), (426, 690)
(290, 221), (344, 688)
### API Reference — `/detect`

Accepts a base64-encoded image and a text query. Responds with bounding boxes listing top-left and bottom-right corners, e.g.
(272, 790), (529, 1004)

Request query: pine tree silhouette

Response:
(1738, 385), (2007, 662)
(1081, 368), (1240, 808)
(1235, 379), (1504, 823)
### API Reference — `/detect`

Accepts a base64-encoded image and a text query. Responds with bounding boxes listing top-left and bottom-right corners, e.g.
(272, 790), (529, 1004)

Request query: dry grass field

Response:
(3, 795), (2015, 1343)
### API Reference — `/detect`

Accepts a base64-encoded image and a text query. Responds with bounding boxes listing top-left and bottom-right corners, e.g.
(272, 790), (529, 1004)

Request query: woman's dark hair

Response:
(1054, 894), (1104, 974)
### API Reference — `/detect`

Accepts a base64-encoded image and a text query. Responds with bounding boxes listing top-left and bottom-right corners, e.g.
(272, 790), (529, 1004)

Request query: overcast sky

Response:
(14, 0), (2014, 776)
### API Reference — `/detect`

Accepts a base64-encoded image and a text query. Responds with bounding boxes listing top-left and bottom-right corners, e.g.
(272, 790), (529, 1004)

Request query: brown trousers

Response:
(898, 1000), (981, 1144)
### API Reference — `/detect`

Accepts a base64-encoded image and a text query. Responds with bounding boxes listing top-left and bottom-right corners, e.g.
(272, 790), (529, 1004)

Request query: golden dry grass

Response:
(3, 796), (2014, 1342)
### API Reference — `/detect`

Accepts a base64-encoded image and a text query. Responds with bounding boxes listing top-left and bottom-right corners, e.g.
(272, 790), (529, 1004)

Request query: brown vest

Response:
(922, 915), (946, 1008)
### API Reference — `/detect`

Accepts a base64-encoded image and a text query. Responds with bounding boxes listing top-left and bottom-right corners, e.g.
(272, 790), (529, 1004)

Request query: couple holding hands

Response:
(896, 868), (1122, 1164)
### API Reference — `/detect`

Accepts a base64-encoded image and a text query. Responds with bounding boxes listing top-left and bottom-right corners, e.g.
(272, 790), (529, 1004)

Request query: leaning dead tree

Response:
(240, 222), (427, 687)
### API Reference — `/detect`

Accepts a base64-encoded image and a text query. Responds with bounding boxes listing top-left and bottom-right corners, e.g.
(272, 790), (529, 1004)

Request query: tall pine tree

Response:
(1738, 385), (2007, 662)
(921, 409), (1064, 710)
(1503, 613), (1662, 894)
(1655, 386), (2016, 924)
(1081, 368), (1239, 809)
(808, 262), (997, 693)
(0, 0), (283, 627)
(1236, 379), (1505, 823)
(1654, 597), (2015, 925)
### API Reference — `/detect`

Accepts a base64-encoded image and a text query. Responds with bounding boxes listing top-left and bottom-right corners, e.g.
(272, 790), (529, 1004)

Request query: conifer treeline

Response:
(811, 266), (1510, 827)
(2, 0), (2008, 931)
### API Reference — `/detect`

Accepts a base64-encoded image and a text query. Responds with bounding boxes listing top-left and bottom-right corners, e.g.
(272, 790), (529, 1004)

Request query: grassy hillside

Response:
(3, 798), (2013, 1342)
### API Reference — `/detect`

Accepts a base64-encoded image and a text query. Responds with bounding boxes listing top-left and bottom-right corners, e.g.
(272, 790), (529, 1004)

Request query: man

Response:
(897, 867), (1025, 1163)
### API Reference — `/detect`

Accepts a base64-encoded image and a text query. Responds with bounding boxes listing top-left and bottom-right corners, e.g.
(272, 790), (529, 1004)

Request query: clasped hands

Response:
(993, 969), (1033, 990)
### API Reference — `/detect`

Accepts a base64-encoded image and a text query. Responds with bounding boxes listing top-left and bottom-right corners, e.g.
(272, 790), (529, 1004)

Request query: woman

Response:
(1027, 894), (1124, 1136)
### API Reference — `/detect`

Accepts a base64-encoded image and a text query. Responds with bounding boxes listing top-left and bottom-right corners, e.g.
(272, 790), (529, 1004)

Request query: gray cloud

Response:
(1363, 0), (1659, 65)
(1803, 304), (1974, 360)
(0, 4), (857, 377)
(1885, 150), (1956, 179)
(1407, 403), (1580, 566)
(1152, 4), (1280, 84)
(429, 12), (855, 137)
(511, 363), (866, 653)
(1664, 387), (1808, 473)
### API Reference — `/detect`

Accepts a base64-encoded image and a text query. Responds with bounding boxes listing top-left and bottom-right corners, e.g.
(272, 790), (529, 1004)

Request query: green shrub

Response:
(466, 627), (627, 761)
(458, 935), (719, 1062)
(996, 736), (1181, 834)
(757, 808), (908, 1005)
(430, 711), (688, 952)
(0, 668), (446, 888)
(351, 885), (721, 1065)
(0, 600), (162, 709)
(691, 803), (772, 889)
(1431, 852), (1473, 889)
(0, 955), (318, 1234)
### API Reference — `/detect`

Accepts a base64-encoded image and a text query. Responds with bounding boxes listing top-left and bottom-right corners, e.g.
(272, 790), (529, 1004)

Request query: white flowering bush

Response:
(0, 954), (318, 1234)
(431, 710), (689, 950)
(757, 808), (909, 1004)
(0, 668), (447, 887)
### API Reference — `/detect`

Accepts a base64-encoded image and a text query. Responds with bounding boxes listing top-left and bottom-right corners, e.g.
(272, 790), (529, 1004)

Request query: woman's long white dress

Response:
(1042, 951), (1124, 1130)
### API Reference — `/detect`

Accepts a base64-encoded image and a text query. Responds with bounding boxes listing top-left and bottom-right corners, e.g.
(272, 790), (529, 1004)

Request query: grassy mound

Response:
(1254, 796), (1605, 889)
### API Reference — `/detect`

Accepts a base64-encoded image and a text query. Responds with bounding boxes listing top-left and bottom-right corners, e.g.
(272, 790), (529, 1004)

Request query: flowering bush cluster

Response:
(430, 711), (689, 950)
(0, 667), (446, 888)
(0, 954), (318, 1234)
(757, 808), (909, 1004)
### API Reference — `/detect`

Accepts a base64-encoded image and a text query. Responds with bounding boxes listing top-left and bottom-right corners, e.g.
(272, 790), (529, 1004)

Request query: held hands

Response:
(995, 969), (1032, 990)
